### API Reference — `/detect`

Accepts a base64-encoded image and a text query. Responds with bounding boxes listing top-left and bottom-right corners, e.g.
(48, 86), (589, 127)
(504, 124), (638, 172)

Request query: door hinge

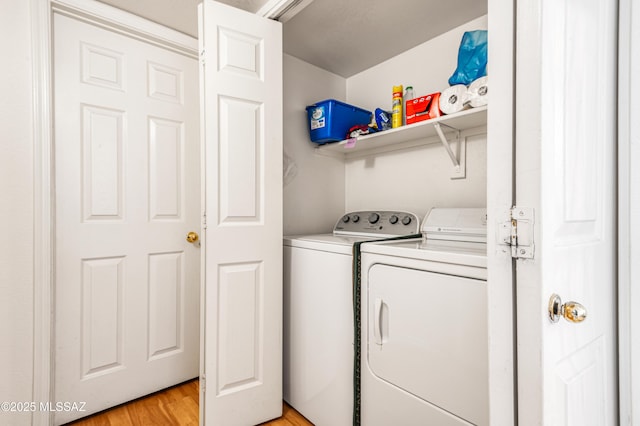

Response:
(200, 374), (205, 393)
(200, 49), (205, 65)
(202, 213), (207, 230)
(498, 206), (535, 259)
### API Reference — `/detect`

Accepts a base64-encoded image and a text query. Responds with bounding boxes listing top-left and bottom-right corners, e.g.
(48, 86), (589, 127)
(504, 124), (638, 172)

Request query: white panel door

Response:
(54, 13), (200, 424)
(198, 1), (283, 425)
(515, 0), (618, 424)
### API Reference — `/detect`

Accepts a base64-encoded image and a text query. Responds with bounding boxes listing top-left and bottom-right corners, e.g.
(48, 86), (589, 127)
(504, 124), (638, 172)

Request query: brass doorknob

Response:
(186, 231), (199, 243)
(548, 293), (587, 323)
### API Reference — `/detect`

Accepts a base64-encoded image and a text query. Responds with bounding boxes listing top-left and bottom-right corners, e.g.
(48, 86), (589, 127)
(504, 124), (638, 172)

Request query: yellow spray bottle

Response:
(392, 85), (403, 128)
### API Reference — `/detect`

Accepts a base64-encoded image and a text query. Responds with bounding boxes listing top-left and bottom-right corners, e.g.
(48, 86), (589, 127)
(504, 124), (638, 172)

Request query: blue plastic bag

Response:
(448, 30), (488, 86)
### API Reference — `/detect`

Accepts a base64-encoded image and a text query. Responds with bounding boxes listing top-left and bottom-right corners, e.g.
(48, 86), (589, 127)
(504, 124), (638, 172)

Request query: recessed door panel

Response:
(218, 27), (262, 79)
(218, 96), (262, 224)
(81, 42), (124, 91)
(554, 338), (606, 425)
(82, 105), (124, 221)
(561, 0), (599, 224)
(81, 256), (125, 378)
(217, 262), (263, 394)
(148, 61), (183, 103)
(148, 252), (184, 359)
(149, 117), (183, 220)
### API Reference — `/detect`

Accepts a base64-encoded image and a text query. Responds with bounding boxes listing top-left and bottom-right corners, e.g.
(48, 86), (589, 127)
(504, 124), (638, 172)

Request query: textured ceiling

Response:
(95, 0), (487, 77)
(284, 0), (487, 77)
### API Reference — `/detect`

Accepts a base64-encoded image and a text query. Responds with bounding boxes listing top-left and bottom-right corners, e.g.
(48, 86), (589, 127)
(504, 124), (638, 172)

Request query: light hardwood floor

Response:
(66, 379), (313, 426)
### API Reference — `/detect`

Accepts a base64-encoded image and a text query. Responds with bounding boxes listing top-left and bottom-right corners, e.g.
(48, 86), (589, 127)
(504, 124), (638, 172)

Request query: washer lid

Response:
(283, 233), (376, 254)
(285, 233), (372, 246)
(422, 208), (487, 243)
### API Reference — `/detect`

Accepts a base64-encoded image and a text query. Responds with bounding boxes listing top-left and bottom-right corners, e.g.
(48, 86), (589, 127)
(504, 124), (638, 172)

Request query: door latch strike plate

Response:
(499, 206), (535, 259)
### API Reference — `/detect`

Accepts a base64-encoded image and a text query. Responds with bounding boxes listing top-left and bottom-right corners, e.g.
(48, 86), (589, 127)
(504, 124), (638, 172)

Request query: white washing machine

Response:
(283, 211), (420, 426)
(360, 208), (489, 426)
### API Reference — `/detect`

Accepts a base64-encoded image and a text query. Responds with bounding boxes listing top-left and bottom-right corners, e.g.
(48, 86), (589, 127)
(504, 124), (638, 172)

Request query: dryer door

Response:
(367, 264), (488, 425)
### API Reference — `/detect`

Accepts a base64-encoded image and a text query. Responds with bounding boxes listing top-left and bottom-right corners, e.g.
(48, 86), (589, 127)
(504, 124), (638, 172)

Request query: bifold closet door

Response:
(199, 1), (283, 425)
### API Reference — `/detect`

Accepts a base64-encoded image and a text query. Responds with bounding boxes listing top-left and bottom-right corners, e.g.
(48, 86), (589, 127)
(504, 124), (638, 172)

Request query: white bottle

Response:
(404, 86), (414, 125)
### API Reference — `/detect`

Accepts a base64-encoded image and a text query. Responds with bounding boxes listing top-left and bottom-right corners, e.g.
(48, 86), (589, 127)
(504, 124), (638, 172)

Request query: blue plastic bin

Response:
(306, 99), (372, 144)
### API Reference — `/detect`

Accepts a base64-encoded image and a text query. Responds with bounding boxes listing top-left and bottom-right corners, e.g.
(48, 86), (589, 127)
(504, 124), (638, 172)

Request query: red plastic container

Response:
(406, 93), (441, 125)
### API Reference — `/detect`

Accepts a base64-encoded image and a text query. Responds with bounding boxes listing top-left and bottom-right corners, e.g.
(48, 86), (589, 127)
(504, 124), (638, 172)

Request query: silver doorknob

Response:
(548, 293), (587, 323)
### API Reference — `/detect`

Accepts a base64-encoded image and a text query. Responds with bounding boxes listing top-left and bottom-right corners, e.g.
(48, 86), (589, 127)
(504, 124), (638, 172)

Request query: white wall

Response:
(343, 134), (487, 219)
(346, 15), (488, 117)
(283, 54), (346, 235)
(0, 1), (35, 425)
(344, 16), (488, 218)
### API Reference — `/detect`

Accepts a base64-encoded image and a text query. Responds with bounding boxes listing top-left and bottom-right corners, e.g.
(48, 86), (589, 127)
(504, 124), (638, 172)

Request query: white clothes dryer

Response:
(283, 211), (419, 426)
(360, 208), (489, 426)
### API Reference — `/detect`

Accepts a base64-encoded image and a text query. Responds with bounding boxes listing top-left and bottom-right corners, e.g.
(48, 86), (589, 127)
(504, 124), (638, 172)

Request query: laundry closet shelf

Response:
(314, 106), (487, 159)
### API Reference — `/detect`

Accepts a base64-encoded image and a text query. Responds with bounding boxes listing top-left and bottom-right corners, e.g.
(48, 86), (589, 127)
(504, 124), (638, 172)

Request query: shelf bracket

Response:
(433, 122), (466, 179)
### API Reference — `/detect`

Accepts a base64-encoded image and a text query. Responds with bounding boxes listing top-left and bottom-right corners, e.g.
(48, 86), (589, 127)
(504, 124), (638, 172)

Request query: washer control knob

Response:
(389, 215), (399, 224)
(368, 213), (380, 224)
(352, 214), (360, 223)
(342, 215), (350, 223)
(401, 215), (413, 226)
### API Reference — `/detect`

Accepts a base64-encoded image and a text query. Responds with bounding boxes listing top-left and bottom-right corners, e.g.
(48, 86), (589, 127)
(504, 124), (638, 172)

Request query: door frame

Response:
(31, 1), (197, 424)
(486, 0), (517, 423)
(618, 0), (638, 423)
